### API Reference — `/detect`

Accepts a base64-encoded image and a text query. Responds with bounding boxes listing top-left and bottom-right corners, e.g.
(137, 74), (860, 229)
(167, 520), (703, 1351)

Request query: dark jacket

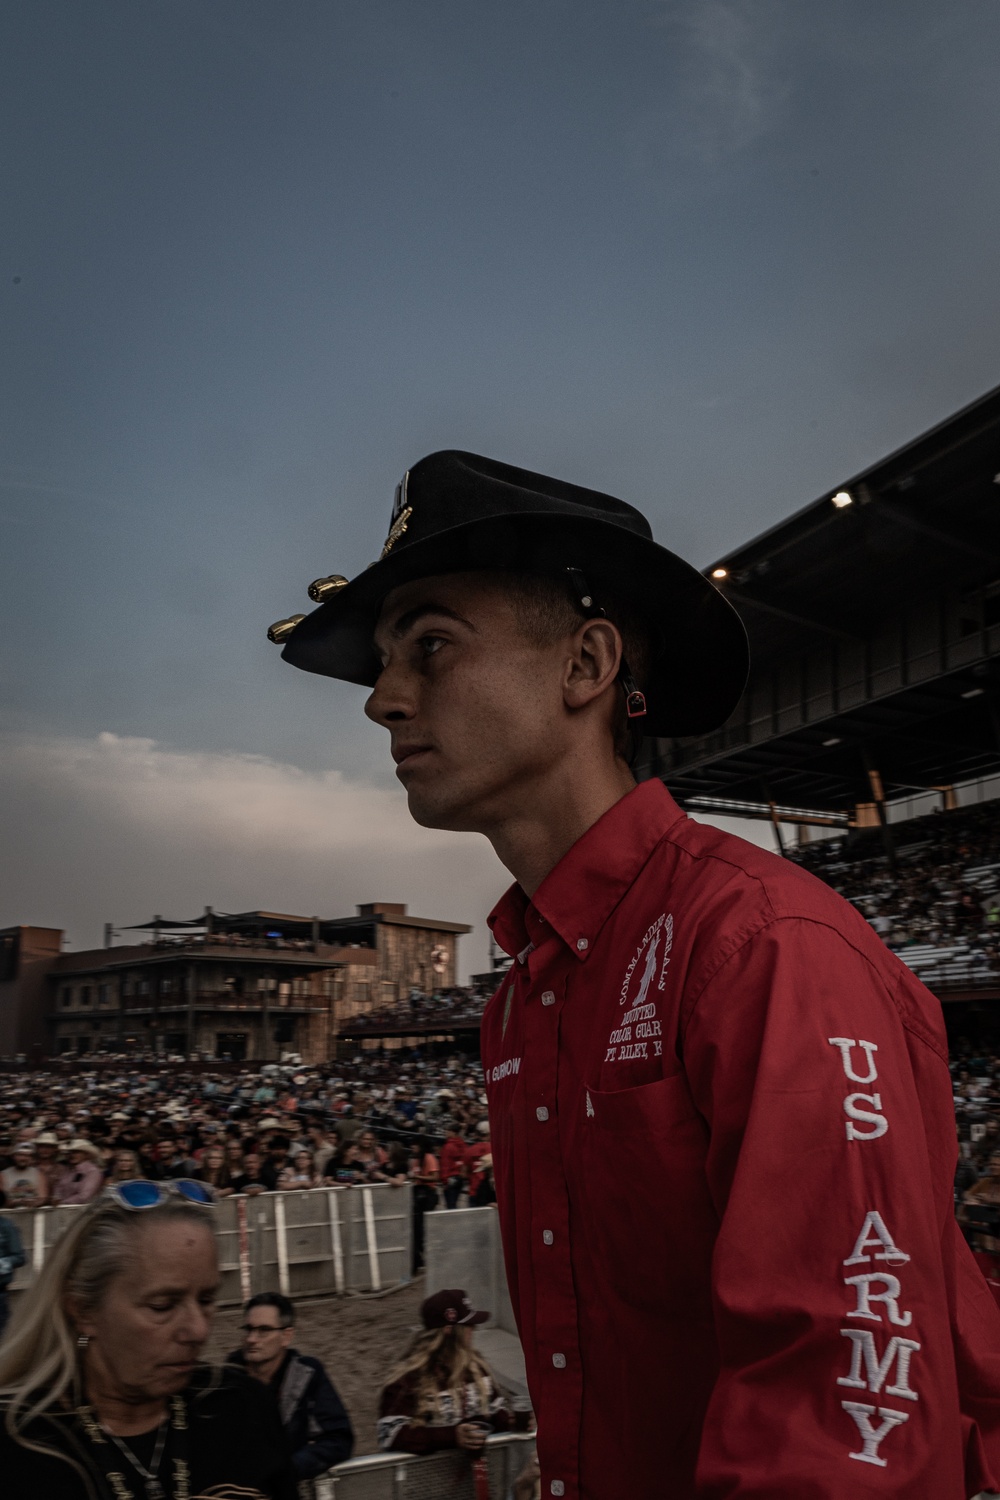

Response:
(0, 1216), (25, 1290)
(0, 1367), (297, 1500)
(229, 1348), (354, 1478)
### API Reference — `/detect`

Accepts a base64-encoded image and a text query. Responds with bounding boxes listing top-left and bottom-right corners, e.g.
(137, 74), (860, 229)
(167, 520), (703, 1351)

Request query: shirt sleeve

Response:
(681, 914), (1000, 1498)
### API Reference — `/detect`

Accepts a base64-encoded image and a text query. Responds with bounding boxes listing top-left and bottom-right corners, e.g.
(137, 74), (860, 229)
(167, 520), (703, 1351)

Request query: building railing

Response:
(6, 1184), (412, 1304)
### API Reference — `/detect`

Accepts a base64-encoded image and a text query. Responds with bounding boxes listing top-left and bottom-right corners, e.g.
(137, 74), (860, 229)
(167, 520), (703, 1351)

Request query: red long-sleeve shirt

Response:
(440, 1135), (468, 1183)
(481, 780), (1000, 1499)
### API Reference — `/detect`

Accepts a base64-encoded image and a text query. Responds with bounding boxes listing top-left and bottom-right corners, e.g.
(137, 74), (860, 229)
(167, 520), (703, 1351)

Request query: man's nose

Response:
(364, 659), (414, 725)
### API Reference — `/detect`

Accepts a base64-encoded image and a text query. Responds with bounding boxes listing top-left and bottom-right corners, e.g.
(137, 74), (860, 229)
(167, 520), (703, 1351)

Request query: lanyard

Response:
(75, 1395), (191, 1500)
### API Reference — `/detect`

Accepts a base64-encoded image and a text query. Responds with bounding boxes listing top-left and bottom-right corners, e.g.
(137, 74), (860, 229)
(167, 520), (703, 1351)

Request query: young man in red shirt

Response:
(271, 451), (1000, 1498)
(440, 1121), (469, 1209)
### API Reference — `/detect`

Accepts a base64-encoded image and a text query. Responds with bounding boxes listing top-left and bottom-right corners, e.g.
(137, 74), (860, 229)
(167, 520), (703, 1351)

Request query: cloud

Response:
(0, 730), (508, 978)
(640, 0), (788, 166)
(0, 729), (780, 981)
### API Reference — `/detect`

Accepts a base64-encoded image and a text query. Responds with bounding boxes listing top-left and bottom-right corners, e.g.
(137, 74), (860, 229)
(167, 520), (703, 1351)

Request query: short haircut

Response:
(500, 571), (653, 759)
(245, 1291), (295, 1326)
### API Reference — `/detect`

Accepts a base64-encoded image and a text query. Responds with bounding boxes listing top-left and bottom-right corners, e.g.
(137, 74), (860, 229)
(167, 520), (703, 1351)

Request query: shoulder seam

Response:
(681, 911), (950, 1065)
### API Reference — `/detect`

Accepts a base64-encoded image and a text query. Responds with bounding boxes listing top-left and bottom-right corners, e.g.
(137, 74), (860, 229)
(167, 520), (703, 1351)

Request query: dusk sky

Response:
(3, 1), (1000, 973)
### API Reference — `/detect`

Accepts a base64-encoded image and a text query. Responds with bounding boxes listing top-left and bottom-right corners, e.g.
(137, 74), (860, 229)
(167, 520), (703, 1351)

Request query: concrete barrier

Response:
(313, 1432), (536, 1499)
(5, 1184), (412, 1305)
(423, 1206), (528, 1401)
(424, 1206), (515, 1334)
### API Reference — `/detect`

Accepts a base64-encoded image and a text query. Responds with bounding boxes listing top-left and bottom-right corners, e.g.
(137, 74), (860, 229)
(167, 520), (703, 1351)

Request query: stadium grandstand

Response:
(635, 381), (1000, 1038)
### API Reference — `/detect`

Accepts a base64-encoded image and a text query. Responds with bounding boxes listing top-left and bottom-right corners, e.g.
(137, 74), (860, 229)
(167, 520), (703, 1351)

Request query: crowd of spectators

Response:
(347, 982), (498, 1033)
(0, 1051), (494, 1226)
(789, 798), (1000, 981)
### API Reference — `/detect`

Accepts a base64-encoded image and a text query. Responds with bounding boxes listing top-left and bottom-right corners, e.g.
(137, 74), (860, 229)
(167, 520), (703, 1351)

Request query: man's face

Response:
(367, 573), (574, 834)
(241, 1305), (293, 1367)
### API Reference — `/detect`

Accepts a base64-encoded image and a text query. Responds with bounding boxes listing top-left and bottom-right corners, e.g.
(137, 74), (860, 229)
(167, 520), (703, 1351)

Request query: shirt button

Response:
(542, 1230), (554, 1245)
(576, 937), (588, 951)
(536, 1106), (549, 1122)
(551, 1484), (565, 1497)
(541, 990), (555, 1006)
(552, 1352), (566, 1369)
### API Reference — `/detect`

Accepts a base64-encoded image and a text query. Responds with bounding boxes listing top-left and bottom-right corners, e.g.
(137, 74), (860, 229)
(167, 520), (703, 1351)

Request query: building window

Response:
(122, 978), (133, 997)
(161, 977), (173, 995)
(80, 986), (92, 1007)
(58, 1036), (74, 1052)
(98, 984), (110, 1007)
(138, 980), (150, 997)
(60, 987), (72, 1008)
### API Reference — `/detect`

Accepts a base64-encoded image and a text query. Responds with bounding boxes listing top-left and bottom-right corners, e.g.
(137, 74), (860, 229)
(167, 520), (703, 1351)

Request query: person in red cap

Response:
(272, 452), (1000, 1499)
(377, 1288), (510, 1455)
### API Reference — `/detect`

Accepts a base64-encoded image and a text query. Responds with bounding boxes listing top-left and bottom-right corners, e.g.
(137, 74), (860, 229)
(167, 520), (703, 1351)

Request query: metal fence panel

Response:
(342, 1184), (412, 1293)
(4, 1185), (412, 1305)
(314, 1434), (536, 1500)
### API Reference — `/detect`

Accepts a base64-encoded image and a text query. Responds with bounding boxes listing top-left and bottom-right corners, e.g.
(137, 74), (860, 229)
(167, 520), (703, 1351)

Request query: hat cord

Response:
(564, 569), (648, 724)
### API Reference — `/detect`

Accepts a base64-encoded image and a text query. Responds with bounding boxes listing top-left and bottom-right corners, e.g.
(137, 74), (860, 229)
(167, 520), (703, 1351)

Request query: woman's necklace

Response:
(77, 1395), (190, 1500)
(99, 1417), (168, 1500)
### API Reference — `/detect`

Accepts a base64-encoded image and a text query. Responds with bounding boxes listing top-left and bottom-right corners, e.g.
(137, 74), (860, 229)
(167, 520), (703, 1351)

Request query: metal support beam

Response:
(860, 748), (896, 873)
(718, 586), (860, 644)
(874, 497), (1000, 567)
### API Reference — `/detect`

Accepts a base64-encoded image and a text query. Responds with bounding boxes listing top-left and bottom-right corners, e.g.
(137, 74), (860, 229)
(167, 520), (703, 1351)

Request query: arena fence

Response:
(312, 1433), (536, 1499)
(5, 1184), (413, 1304)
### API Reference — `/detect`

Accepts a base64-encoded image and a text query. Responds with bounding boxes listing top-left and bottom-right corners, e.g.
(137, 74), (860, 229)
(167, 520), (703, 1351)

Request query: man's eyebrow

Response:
(382, 603), (475, 642)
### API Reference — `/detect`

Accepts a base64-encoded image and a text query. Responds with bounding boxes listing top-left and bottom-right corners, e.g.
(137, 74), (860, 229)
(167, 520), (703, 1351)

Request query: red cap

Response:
(420, 1288), (489, 1329)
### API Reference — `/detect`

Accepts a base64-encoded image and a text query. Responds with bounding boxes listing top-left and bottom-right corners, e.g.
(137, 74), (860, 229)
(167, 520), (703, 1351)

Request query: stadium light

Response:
(711, 567), (728, 580)
(962, 687), (985, 699)
(823, 736), (841, 746)
(831, 491), (853, 509)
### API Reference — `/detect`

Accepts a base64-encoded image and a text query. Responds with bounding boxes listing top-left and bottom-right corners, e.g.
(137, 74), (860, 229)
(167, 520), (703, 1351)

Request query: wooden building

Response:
(0, 903), (471, 1064)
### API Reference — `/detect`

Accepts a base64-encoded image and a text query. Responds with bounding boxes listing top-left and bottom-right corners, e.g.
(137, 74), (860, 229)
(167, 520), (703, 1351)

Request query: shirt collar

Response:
(488, 780), (686, 962)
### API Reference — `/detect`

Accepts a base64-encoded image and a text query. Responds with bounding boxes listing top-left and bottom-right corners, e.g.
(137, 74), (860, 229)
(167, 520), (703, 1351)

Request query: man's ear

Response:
(562, 617), (623, 710)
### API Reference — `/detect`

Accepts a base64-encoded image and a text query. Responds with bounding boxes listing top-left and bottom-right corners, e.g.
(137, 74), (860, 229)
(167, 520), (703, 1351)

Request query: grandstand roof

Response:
(644, 383), (1000, 817)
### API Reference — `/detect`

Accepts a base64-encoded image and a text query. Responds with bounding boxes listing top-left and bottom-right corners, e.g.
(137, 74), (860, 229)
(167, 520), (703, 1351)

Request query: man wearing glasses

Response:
(231, 1292), (354, 1482)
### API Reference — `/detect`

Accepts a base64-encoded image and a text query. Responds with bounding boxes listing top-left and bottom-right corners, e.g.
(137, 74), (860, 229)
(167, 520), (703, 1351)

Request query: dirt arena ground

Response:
(205, 1277), (427, 1455)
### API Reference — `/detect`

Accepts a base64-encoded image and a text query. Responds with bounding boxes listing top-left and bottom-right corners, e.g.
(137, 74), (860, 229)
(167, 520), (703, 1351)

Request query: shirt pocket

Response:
(579, 1071), (718, 1314)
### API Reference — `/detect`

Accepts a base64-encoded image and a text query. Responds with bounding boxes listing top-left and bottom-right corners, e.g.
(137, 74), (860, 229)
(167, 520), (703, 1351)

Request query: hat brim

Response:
(459, 1308), (490, 1326)
(281, 512), (747, 736)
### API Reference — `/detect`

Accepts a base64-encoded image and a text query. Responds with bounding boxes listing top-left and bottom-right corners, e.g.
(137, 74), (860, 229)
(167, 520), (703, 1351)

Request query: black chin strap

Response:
(565, 569), (648, 756)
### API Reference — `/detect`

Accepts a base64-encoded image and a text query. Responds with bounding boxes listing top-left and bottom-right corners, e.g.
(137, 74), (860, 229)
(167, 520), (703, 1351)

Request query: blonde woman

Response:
(104, 1149), (142, 1185)
(0, 1179), (296, 1499)
(377, 1288), (509, 1455)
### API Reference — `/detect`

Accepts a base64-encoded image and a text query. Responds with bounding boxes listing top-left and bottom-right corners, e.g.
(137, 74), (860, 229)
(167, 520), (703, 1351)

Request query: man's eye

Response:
(418, 634), (446, 656)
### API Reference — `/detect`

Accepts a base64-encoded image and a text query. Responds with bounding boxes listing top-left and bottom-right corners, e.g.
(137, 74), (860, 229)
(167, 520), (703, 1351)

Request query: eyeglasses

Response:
(104, 1178), (217, 1210)
(240, 1322), (290, 1335)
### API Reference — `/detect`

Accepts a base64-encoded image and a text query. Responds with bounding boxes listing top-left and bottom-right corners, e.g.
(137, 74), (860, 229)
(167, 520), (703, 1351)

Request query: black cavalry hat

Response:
(270, 450), (749, 736)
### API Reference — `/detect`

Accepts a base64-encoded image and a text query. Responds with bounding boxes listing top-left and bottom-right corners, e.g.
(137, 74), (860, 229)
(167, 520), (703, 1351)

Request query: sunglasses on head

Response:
(104, 1178), (217, 1210)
